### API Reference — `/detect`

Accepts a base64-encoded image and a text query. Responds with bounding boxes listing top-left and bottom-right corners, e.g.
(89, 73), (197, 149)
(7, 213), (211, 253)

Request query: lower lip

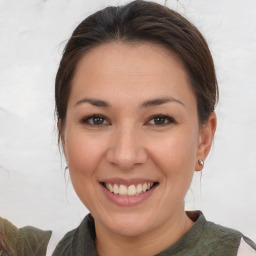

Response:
(101, 184), (157, 206)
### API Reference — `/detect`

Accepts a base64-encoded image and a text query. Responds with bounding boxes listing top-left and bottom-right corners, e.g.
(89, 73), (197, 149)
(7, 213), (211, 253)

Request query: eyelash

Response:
(147, 114), (176, 126)
(80, 114), (110, 126)
(80, 114), (176, 127)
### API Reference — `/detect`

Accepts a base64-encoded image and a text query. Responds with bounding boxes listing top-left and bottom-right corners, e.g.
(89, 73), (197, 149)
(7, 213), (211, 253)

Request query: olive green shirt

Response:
(52, 211), (256, 256)
(1, 211), (256, 255)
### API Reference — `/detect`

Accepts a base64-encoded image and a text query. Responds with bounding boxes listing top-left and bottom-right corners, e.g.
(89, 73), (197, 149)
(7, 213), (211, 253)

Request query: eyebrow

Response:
(140, 97), (184, 108)
(75, 97), (184, 108)
(75, 98), (111, 107)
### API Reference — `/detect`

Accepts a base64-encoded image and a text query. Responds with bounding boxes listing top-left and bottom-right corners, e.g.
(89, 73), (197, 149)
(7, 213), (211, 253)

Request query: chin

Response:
(101, 212), (155, 238)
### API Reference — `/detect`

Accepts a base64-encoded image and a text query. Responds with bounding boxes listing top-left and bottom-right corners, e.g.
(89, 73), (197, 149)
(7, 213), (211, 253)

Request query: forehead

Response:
(69, 42), (196, 109)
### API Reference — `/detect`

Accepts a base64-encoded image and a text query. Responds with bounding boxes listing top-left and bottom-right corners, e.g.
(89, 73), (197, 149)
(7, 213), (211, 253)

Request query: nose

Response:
(106, 124), (148, 170)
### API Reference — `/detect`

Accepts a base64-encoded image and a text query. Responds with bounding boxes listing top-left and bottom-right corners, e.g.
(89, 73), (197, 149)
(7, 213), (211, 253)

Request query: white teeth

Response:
(136, 184), (142, 194)
(128, 185), (136, 196)
(142, 183), (148, 192)
(113, 184), (119, 194)
(119, 184), (127, 195)
(104, 182), (155, 196)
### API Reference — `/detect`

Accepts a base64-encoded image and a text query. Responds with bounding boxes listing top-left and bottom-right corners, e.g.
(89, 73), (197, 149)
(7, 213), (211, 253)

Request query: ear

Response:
(195, 112), (217, 171)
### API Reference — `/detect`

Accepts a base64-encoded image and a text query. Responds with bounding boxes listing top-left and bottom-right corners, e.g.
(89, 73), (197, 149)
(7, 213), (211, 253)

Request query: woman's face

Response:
(63, 42), (214, 237)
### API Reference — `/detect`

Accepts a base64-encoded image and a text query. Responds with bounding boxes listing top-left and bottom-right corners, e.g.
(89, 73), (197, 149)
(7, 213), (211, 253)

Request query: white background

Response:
(0, 0), (255, 253)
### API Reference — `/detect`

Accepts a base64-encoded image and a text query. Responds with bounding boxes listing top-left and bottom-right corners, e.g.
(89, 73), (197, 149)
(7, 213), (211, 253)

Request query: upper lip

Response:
(99, 178), (158, 186)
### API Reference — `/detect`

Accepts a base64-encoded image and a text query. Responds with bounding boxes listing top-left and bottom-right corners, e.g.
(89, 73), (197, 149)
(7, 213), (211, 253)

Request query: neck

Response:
(95, 208), (194, 256)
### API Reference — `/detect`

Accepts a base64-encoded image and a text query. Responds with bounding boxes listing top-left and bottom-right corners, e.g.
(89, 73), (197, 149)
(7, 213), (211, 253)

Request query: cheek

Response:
(64, 130), (106, 178)
(64, 130), (108, 210)
(149, 129), (198, 185)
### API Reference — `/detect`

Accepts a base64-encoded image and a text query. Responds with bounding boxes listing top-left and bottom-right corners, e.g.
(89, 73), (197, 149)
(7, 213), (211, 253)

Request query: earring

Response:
(198, 159), (204, 165)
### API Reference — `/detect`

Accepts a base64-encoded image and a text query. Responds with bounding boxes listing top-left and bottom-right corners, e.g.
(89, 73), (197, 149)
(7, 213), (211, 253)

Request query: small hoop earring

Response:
(198, 159), (204, 165)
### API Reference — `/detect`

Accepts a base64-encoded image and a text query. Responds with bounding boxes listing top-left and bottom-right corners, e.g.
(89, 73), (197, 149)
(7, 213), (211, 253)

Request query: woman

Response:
(52, 0), (256, 255)
(1, 0), (255, 255)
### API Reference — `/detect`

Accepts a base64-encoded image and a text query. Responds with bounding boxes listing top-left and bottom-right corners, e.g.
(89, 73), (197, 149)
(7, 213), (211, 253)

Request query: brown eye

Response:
(148, 115), (175, 126)
(92, 116), (105, 125)
(154, 116), (167, 125)
(81, 114), (109, 126)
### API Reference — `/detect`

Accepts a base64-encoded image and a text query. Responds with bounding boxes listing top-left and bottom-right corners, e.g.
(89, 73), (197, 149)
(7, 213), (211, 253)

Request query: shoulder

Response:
(174, 211), (256, 256)
(52, 214), (97, 256)
(51, 226), (78, 255)
(0, 216), (52, 256)
(200, 215), (256, 255)
(203, 218), (242, 242)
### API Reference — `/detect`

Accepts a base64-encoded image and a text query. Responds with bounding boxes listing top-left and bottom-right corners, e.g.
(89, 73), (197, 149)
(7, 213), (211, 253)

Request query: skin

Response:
(61, 42), (216, 256)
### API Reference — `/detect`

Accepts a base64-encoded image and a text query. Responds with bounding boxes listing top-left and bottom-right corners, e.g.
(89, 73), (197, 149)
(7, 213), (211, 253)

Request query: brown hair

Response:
(55, 0), (218, 139)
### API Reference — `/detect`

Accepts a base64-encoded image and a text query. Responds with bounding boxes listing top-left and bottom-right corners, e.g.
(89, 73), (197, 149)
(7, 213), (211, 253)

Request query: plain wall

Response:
(0, 0), (256, 254)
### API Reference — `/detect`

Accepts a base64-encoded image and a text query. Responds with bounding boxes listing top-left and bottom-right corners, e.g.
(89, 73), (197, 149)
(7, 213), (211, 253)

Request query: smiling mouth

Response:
(100, 182), (159, 197)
